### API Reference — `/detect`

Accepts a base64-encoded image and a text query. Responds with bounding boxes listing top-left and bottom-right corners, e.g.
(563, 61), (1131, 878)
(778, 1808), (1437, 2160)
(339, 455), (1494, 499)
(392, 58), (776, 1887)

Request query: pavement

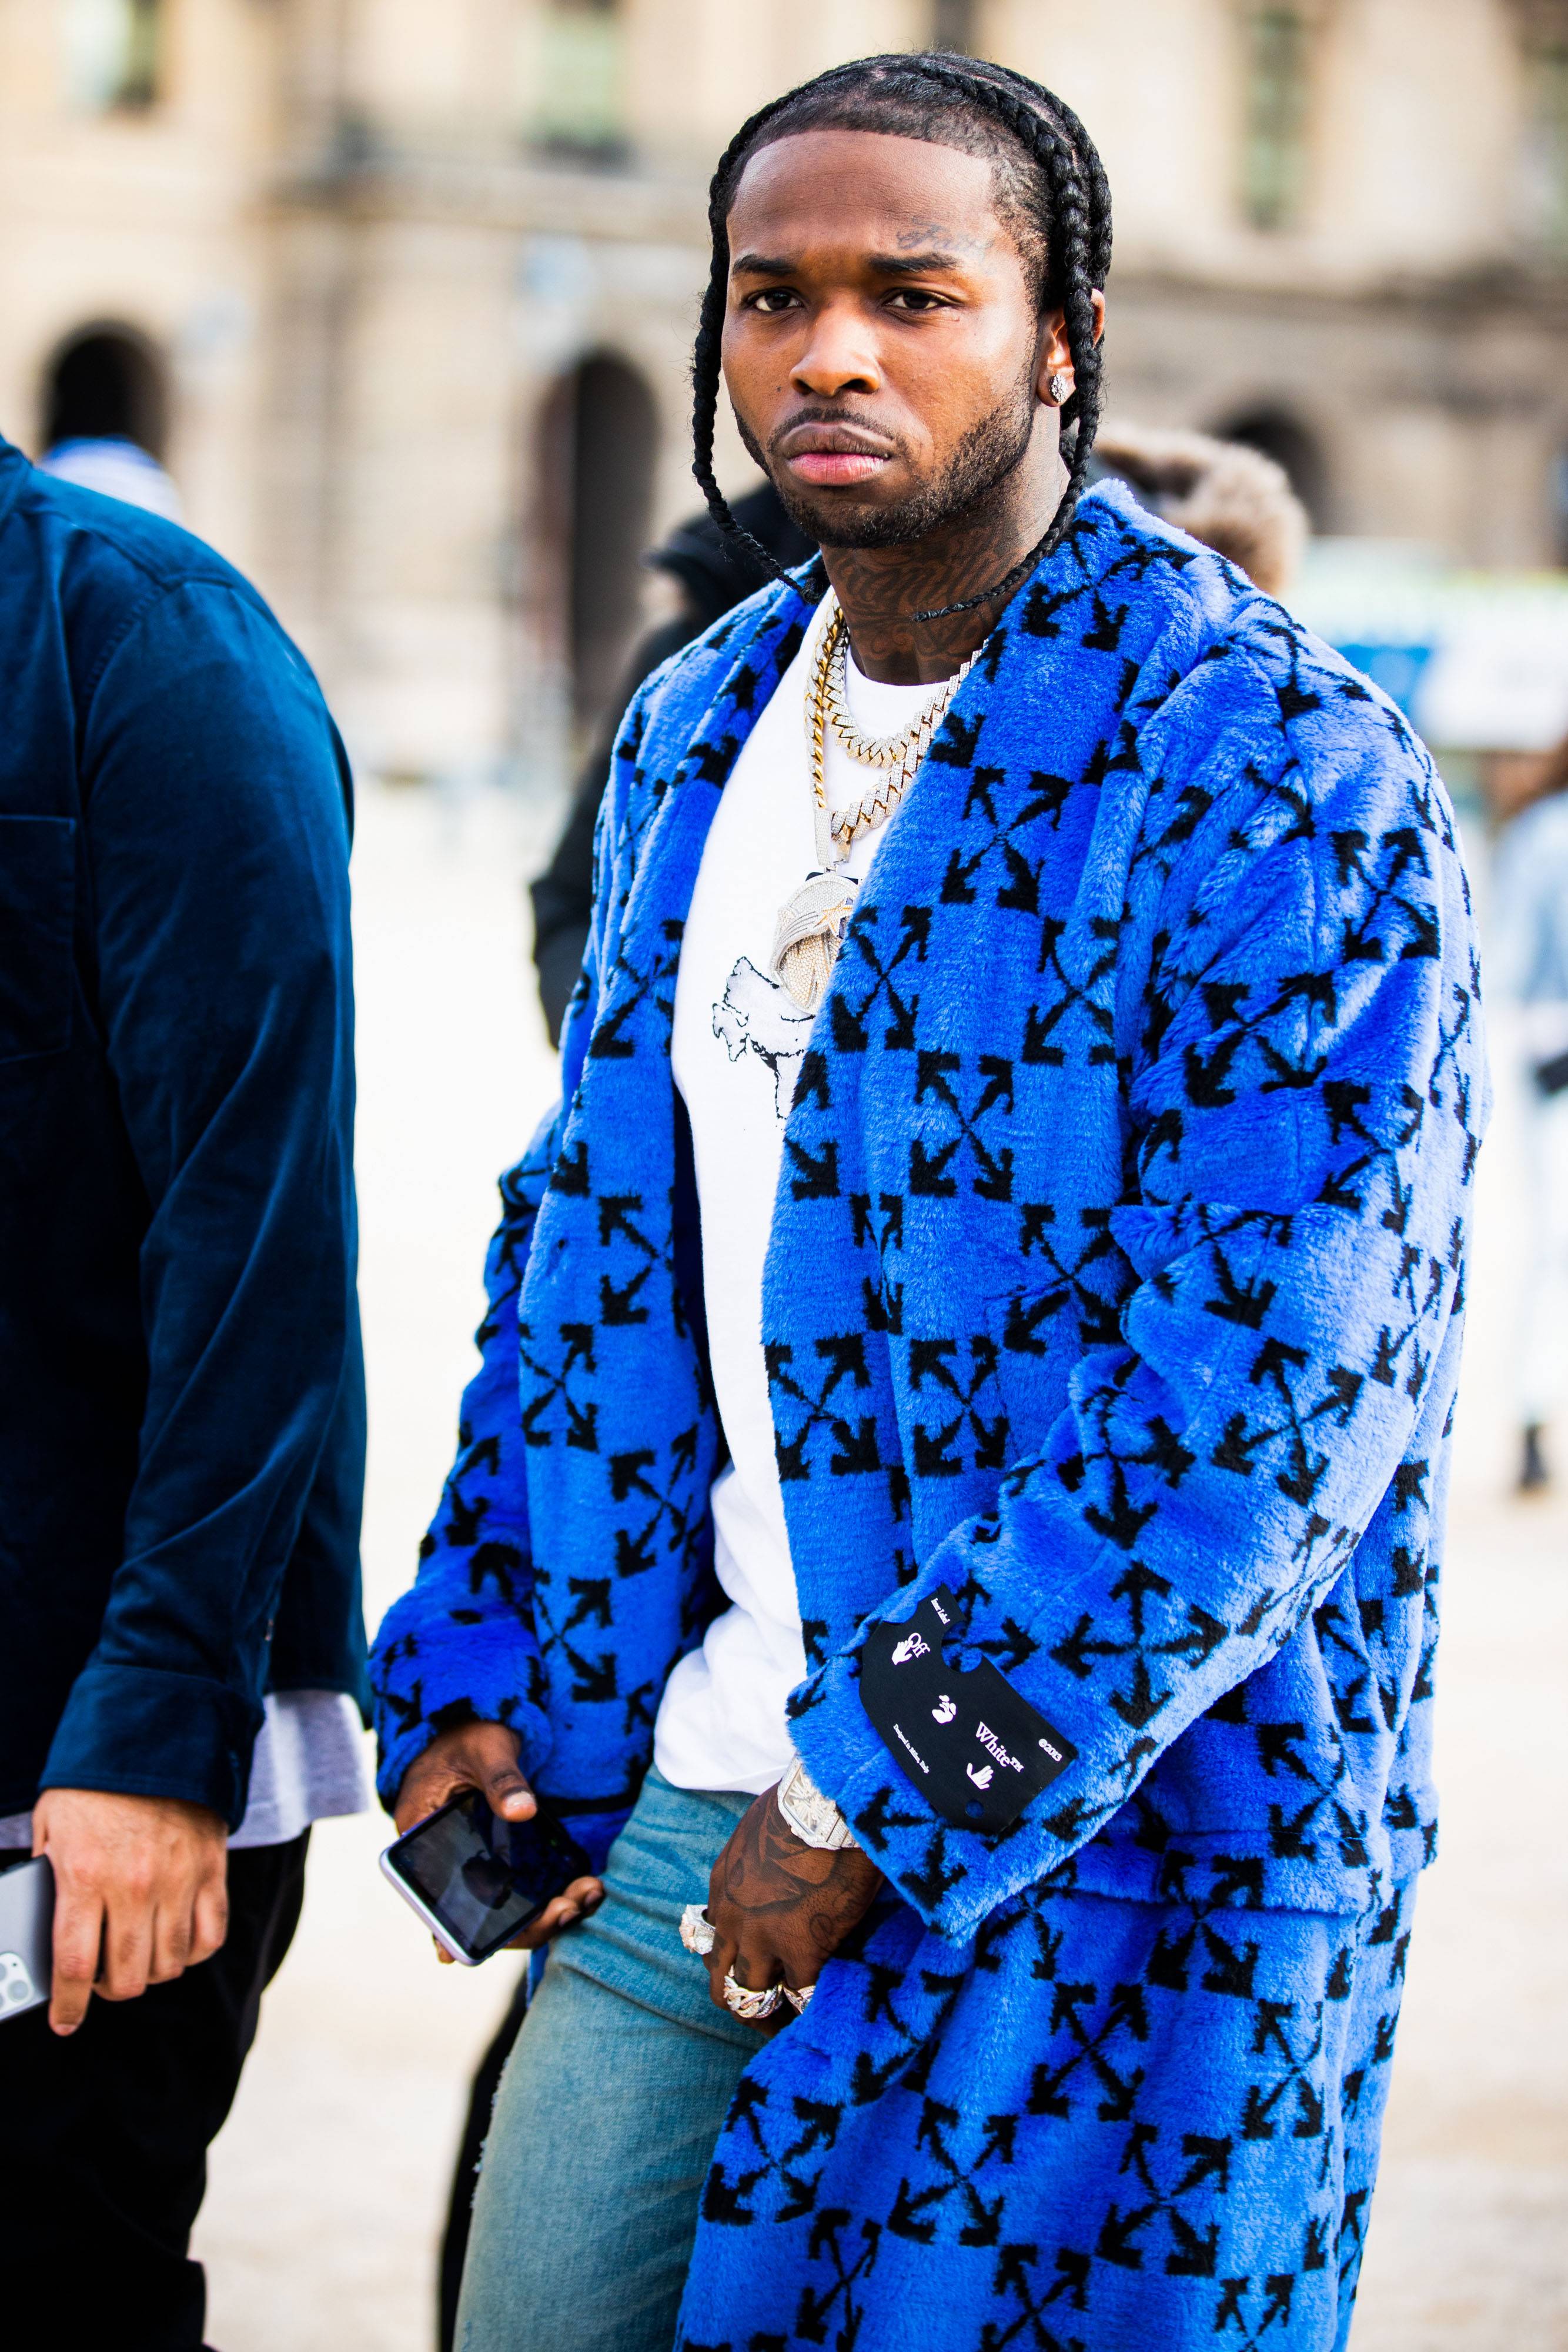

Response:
(191, 780), (1568, 2350)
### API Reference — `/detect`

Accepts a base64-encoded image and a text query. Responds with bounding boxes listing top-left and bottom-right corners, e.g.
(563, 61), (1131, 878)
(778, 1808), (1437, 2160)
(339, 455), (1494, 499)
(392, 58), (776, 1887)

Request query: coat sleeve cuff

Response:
(786, 1653), (996, 1942)
(789, 1633), (1112, 1946)
(40, 1661), (263, 1830)
(370, 1575), (554, 1815)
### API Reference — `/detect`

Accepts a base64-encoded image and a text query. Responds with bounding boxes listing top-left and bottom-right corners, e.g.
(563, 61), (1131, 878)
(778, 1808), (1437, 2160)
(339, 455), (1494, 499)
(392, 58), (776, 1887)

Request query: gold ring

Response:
(722, 1971), (783, 2021)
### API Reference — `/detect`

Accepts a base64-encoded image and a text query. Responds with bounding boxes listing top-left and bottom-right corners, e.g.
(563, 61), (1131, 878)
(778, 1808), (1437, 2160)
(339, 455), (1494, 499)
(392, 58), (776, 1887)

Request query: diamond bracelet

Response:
(776, 1755), (859, 1852)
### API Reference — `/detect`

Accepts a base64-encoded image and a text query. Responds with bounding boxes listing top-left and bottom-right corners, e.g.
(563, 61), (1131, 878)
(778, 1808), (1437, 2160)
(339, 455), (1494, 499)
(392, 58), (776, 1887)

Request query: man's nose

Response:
(790, 302), (880, 399)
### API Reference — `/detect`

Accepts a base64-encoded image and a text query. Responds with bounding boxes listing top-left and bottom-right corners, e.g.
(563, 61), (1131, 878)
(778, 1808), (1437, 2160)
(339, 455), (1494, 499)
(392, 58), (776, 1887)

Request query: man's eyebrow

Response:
(867, 249), (964, 275)
(730, 248), (969, 278)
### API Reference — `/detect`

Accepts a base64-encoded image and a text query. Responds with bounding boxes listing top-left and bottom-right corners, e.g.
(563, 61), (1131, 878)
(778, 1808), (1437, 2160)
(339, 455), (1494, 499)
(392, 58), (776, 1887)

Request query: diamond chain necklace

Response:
(770, 592), (985, 1010)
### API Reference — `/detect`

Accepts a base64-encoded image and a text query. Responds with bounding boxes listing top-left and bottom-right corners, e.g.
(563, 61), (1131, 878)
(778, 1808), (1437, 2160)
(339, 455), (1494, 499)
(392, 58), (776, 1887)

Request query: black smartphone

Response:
(379, 1790), (591, 1965)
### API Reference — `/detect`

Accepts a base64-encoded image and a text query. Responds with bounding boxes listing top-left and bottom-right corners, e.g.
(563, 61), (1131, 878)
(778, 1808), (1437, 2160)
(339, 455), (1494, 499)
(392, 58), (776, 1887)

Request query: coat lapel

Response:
(518, 576), (818, 1808)
(610, 577), (818, 997)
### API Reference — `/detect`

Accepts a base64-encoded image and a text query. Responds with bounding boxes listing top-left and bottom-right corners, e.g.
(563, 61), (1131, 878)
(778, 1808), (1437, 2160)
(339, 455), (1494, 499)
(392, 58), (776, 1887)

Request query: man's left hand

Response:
(705, 1784), (882, 2029)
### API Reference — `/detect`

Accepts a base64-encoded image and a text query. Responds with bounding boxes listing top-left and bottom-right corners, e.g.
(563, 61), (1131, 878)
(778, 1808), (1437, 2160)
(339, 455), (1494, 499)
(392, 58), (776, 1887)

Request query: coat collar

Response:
(661, 481), (1168, 808)
(604, 481), (1182, 1058)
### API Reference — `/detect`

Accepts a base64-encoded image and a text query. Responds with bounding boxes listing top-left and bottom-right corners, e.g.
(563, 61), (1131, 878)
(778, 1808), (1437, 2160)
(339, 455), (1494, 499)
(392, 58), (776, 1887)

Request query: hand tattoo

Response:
(707, 1786), (882, 2011)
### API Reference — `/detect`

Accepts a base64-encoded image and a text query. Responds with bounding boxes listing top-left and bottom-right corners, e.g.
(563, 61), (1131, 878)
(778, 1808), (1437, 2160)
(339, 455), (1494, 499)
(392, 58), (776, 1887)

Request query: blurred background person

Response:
(1490, 735), (1568, 1493)
(36, 326), (183, 520)
(36, 434), (181, 518)
(1091, 422), (1307, 597)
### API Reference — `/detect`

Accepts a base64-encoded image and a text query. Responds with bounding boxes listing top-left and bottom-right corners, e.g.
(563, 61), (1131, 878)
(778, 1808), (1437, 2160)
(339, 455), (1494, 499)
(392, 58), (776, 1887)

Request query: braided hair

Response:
(690, 52), (1112, 623)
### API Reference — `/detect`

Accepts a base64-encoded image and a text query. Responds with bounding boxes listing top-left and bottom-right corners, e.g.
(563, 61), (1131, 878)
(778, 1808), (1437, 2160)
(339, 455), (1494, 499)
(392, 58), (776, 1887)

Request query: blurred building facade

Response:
(2, 0), (1566, 781)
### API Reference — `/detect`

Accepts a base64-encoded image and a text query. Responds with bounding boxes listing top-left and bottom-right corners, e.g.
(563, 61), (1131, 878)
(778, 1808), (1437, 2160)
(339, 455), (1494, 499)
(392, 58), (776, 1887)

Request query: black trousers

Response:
(0, 1832), (309, 2352)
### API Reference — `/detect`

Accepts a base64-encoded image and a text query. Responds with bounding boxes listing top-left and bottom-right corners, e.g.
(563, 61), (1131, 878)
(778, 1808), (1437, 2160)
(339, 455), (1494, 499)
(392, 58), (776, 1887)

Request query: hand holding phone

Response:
(382, 1788), (596, 1964)
(32, 1789), (228, 2034)
(389, 1722), (602, 1963)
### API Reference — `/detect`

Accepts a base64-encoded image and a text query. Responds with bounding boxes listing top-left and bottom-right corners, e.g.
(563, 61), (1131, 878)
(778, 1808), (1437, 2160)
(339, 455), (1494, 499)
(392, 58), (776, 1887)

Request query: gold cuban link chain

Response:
(808, 597), (984, 856)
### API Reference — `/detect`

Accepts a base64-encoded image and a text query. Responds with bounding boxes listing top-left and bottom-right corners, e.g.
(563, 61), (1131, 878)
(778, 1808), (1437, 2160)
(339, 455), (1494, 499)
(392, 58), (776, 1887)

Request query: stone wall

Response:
(0, 0), (1563, 784)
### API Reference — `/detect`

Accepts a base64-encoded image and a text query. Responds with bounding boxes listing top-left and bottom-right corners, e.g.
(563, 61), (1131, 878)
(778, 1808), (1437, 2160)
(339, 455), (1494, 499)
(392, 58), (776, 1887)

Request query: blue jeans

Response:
(455, 1769), (758, 2352)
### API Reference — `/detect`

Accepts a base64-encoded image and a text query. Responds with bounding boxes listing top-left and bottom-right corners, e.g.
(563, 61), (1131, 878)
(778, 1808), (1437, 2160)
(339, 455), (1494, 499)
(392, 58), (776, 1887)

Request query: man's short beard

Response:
(740, 361), (1039, 552)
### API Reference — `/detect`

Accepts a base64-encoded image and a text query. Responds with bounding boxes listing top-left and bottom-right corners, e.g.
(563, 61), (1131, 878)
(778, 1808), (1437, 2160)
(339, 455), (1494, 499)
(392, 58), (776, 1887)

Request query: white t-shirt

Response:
(654, 600), (949, 1796)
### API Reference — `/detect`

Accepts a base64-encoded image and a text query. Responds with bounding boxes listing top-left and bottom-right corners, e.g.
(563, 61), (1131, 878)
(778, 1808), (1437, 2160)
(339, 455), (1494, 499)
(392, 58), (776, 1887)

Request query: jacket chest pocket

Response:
(0, 816), (76, 1065)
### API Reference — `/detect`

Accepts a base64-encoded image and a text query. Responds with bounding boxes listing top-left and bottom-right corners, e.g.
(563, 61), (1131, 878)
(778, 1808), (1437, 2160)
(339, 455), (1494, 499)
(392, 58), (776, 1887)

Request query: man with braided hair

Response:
(372, 53), (1483, 2352)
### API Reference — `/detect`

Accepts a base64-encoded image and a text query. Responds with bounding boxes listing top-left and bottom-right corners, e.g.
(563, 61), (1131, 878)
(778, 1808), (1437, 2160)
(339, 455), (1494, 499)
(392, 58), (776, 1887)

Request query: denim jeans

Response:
(454, 1769), (758, 2352)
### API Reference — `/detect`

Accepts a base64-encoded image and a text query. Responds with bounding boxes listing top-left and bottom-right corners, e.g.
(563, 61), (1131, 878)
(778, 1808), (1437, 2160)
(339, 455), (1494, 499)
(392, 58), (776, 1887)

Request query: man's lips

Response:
(775, 425), (895, 489)
(788, 450), (890, 485)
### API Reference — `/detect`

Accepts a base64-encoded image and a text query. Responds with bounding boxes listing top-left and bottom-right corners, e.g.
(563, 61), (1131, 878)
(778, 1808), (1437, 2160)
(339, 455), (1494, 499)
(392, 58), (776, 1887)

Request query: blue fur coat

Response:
(372, 484), (1483, 2349)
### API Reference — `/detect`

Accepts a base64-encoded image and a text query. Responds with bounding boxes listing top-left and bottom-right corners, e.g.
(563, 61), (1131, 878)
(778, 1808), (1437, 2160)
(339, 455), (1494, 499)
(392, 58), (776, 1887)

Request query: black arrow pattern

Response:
(684, 1873), (1414, 2349)
(681, 1863), (1410, 2343)
(370, 486), (1482, 2347)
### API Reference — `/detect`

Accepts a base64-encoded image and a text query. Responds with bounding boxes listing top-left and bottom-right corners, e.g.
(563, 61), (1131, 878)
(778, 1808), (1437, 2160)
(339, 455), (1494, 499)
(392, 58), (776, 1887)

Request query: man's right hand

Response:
(392, 1721), (603, 1961)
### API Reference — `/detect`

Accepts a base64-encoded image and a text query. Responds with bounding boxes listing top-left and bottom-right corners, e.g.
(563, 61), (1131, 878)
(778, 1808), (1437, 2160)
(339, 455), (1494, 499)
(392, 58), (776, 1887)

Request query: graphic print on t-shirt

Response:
(713, 954), (819, 1120)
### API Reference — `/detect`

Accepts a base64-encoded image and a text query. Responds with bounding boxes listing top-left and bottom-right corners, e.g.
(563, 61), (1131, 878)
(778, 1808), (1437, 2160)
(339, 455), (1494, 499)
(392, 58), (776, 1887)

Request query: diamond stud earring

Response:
(1048, 371), (1072, 404)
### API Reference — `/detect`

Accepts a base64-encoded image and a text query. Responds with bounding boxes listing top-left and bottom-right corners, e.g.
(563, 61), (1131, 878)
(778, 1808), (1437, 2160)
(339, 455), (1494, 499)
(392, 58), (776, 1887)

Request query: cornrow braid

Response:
(688, 51), (1112, 626)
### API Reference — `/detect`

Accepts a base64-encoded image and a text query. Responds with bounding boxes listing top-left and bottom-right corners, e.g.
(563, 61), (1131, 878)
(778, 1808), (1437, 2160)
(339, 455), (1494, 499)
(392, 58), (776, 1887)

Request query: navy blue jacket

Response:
(0, 438), (366, 1830)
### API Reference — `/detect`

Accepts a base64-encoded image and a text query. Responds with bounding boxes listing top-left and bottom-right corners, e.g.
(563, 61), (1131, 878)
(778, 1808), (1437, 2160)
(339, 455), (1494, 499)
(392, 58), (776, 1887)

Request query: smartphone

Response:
(379, 1790), (591, 1965)
(0, 1856), (54, 2023)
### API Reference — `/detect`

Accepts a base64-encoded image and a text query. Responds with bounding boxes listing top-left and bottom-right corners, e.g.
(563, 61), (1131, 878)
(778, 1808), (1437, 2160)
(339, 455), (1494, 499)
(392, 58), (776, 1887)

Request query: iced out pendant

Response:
(770, 871), (858, 1011)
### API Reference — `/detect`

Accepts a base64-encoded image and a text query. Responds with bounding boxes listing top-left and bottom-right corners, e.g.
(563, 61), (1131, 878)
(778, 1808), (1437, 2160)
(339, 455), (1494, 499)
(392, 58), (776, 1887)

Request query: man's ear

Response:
(1034, 290), (1107, 401)
(1036, 309), (1074, 405)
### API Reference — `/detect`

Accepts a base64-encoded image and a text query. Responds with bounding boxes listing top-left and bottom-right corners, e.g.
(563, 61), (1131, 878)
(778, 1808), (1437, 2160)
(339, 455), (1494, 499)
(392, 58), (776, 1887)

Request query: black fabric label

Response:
(859, 1586), (1078, 1832)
